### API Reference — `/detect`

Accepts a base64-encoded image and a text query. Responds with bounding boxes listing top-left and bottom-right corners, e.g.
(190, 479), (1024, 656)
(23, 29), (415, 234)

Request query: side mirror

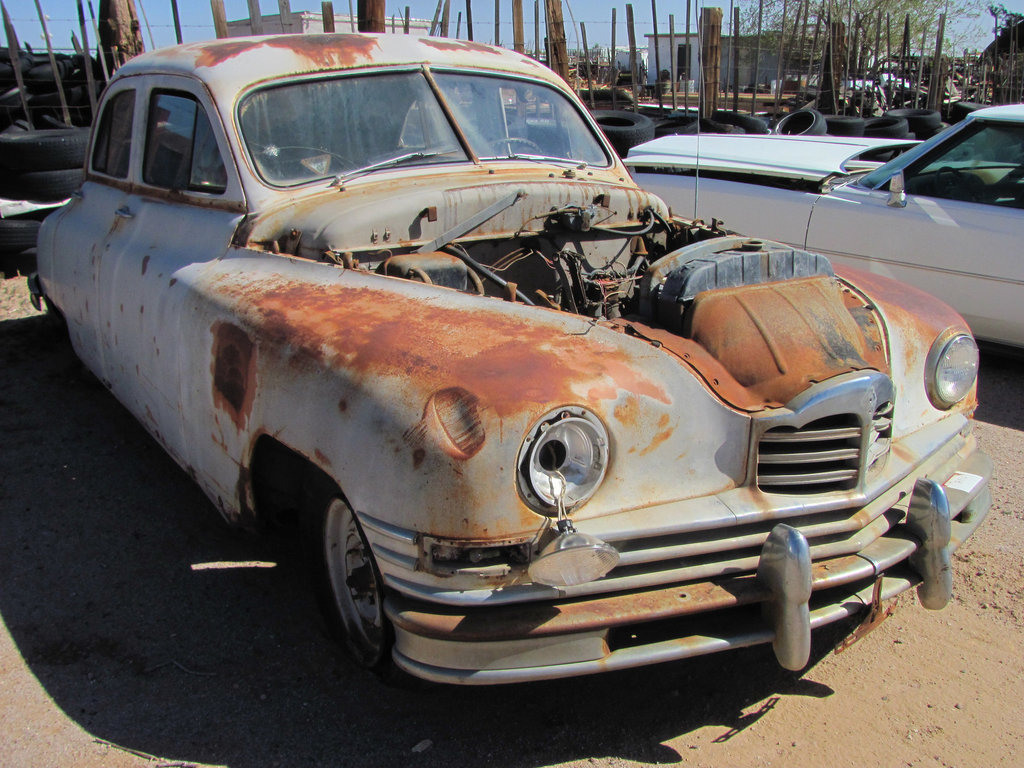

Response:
(887, 170), (907, 208)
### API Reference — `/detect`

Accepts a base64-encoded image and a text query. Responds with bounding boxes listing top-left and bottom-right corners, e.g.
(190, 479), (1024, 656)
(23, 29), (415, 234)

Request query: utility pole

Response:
(98, 0), (144, 65)
(358, 0), (385, 32)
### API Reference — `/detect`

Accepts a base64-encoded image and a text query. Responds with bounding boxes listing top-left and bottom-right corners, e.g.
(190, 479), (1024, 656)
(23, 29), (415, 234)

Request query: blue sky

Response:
(1, 0), (1018, 56)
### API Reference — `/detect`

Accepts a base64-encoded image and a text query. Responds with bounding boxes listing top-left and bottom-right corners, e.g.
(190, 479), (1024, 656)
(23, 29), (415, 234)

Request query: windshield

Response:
(239, 70), (609, 187)
(432, 72), (609, 166)
(855, 121), (970, 189)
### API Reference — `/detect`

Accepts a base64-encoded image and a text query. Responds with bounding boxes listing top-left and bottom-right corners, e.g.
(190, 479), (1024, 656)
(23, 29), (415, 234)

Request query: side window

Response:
(905, 122), (1024, 208)
(143, 91), (228, 194)
(91, 90), (135, 178)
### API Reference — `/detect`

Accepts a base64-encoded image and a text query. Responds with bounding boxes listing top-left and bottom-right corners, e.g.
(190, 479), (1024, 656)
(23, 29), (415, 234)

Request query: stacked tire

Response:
(0, 49), (101, 129)
(0, 122), (89, 260)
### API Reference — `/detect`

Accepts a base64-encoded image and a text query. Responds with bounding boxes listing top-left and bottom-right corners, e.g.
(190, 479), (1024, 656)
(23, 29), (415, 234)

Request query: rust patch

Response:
(613, 397), (640, 428)
(639, 413), (672, 457)
(169, 278), (177, 287)
(421, 38), (504, 56)
(141, 254), (150, 275)
(211, 321), (257, 431)
(193, 34), (380, 70)
(314, 448), (332, 467)
(337, 398), (348, 412)
(212, 281), (670, 419)
(412, 448), (426, 469)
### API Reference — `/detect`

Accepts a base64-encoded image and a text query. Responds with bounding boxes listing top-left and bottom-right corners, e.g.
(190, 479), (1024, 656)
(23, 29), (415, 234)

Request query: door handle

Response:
(115, 206), (134, 219)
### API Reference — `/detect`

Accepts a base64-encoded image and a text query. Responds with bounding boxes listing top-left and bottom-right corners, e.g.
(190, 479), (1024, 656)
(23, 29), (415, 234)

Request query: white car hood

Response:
(625, 134), (919, 182)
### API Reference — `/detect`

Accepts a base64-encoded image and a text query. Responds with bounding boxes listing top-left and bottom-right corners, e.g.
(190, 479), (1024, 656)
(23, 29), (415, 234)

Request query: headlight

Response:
(517, 407), (609, 512)
(926, 331), (979, 408)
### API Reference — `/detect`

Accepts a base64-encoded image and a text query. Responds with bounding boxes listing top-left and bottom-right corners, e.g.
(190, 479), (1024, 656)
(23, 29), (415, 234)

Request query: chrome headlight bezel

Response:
(517, 406), (609, 514)
(925, 330), (979, 409)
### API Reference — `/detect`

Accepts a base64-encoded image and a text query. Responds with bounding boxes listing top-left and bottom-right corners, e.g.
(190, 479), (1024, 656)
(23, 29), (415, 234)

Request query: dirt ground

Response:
(1, 269), (1022, 768)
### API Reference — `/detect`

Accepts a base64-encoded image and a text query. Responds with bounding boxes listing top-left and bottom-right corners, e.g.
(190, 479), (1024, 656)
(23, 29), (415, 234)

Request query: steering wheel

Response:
(934, 165), (985, 203)
(490, 136), (543, 154)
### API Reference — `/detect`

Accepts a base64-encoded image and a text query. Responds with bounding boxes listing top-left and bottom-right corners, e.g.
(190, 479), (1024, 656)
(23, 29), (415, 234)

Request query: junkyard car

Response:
(32, 34), (991, 684)
(627, 108), (1024, 351)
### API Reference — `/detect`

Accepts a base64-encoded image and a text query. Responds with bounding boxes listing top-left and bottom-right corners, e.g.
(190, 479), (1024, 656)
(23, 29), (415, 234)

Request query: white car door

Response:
(806, 119), (1024, 348)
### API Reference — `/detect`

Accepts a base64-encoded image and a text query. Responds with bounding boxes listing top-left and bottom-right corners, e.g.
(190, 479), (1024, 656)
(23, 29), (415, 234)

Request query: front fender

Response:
(177, 248), (748, 538)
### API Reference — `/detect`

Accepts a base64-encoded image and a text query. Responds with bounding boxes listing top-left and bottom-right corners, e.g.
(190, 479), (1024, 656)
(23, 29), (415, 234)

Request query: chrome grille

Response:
(757, 414), (862, 494)
(867, 399), (894, 473)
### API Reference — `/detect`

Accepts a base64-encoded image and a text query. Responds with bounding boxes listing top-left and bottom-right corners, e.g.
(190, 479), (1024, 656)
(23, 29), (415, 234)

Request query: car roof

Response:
(624, 133), (920, 181)
(113, 32), (563, 94)
(970, 104), (1024, 122)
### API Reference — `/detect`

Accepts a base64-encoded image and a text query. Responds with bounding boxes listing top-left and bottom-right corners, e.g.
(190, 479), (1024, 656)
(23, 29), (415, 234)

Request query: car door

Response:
(806, 120), (1024, 347)
(39, 80), (137, 375)
(95, 75), (247, 466)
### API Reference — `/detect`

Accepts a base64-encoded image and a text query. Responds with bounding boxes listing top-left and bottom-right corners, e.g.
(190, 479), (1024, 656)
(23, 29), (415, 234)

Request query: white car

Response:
(29, 33), (991, 685)
(627, 106), (1024, 351)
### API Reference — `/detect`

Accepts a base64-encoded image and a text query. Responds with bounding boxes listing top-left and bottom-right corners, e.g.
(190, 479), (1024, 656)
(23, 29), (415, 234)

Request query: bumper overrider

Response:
(369, 372), (990, 685)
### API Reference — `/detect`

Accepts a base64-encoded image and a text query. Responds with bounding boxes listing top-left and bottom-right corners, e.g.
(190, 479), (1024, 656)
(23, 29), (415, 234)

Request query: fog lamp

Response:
(528, 520), (619, 587)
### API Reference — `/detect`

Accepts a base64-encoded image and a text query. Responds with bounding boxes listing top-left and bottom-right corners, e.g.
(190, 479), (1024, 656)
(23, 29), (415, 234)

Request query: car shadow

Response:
(1, 312), (846, 768)
(976, 352), (1024, 432)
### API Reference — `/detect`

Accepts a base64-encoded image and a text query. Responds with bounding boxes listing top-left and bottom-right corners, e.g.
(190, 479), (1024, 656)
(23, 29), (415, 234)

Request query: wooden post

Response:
(915, 26), (926, 107)
(170, 0), (183, 42)
(246, 0), (264, 33)
(751, 0), (763, 113)
(494, 0), (500, 46)
(513, 0), (524, 52)
(465, 0), (473, 40)
(1, 2), (34, 128)
(534, 0), (539, 57)
(404, 6), (411, 33)
(684, 0), (690, 112)
(99, 0), (144, 62)
(429, 0), (442, 34)
(651, 0), (662, 111)
(441, 0), (450, 36)
(211, 0), (229, 38)
(277, 0), (292, 30)
(321, 1), (335, 32)
(348, 0), (356, 31)
(626, 3), (638, 111)
(610, 7), (618, 110)
(774, 0), (788, 113)
(33, 0), (72, 125)
(700, 6), (721, 116)
(546, 0), (569, 81)
(581, 22), (595, 107)
(928, 13), (946, 111)
(669, 13), (677, 109)
(74, 0), (98, 114)
(456, 10), (461, 36)
(732, 5), (740, 110)
(358, 0), (385, 32)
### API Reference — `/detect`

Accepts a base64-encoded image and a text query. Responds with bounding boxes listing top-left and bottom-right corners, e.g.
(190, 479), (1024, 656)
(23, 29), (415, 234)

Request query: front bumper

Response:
(385, 442), (991, 685)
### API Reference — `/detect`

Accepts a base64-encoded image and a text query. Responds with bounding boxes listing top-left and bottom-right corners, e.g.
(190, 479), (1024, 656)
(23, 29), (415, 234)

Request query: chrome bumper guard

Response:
(389, 449), (991, 685)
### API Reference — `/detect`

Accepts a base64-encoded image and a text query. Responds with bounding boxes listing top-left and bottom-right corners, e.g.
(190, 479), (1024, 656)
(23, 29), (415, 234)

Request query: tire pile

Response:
(0, 49), (95, 266)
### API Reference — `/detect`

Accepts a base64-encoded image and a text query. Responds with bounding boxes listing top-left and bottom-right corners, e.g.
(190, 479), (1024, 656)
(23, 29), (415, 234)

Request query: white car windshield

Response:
(239, 70), (608, 186)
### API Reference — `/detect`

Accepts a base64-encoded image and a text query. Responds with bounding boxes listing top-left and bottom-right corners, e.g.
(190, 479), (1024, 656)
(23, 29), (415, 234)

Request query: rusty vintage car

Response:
(31, 33), (990, 685)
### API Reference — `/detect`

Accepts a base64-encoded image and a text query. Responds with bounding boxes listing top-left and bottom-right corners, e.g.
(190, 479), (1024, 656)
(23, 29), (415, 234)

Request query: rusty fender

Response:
(177, 248), (750, 539)
(836, 266), (978, 435)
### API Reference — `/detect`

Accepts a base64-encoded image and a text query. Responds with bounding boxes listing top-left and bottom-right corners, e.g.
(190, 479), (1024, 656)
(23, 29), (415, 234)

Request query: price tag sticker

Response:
(944, 472), (982, 495)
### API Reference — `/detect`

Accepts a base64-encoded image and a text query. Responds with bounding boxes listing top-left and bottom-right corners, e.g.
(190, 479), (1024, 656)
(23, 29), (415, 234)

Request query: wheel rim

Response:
(323, 498), (386, 667)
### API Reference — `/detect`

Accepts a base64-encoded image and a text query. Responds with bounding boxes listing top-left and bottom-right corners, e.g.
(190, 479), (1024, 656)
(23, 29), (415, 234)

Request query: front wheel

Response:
(306, 487), (392, 670)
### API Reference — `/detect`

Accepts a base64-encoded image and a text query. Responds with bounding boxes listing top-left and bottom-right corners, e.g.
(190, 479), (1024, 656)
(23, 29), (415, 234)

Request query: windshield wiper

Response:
(331, 151), (442, 187)
(499, 153), (589, 169)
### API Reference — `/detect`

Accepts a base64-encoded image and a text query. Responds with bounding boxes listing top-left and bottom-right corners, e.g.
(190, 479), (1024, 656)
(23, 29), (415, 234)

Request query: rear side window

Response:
(91, 90), (135, 178)
(143, 91), (227, 194)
